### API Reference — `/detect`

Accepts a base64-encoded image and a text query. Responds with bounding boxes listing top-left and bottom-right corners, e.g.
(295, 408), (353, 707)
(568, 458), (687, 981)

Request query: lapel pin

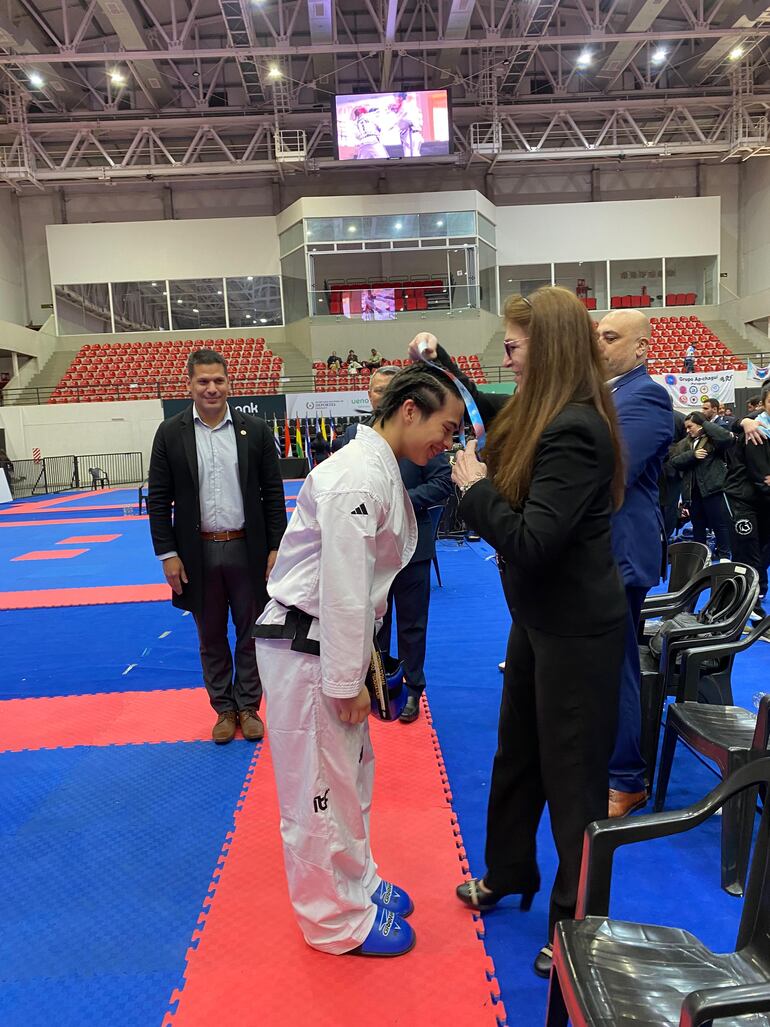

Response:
(240, 429), (247, 435)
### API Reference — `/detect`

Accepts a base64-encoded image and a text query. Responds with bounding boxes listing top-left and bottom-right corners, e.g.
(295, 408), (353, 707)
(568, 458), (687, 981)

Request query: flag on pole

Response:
(320, 416), (328, 442)
(295, 417), (304, 458)
(304, 419), (314, 469)
(272, 415), (281, 456)
(329, 417), (337, 444)
(284, 417), (292, 457)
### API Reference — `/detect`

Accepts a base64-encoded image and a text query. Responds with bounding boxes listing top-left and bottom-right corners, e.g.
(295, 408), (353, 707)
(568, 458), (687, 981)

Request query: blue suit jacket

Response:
(340, 421), (453, 563)
(610, 364), (674, 589)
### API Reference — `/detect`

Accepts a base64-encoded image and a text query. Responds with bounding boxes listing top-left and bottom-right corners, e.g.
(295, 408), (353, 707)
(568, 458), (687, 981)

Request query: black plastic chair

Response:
(639, 564), (759, 787)
(428, 504), (444, 587)
(546, 762), (770, 1027)
(89, 466), (110, 489)
(638, 541), (711, 644)
(654, 618), (770, 895)
(137, 480), (148, 513)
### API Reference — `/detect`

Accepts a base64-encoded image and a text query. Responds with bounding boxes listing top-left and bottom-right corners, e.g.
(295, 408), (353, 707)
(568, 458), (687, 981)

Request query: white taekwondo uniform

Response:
(354, 112), (389, 159)
(394, 99), (423, 156)
(255, 425), (417, 953)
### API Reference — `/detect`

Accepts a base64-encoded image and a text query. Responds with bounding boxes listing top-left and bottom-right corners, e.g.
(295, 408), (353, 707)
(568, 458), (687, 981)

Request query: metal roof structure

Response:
(0, 0), (769, 187)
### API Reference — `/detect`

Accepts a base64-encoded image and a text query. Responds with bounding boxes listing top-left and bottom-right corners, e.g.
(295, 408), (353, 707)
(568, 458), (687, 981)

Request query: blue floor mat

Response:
(0, 740), (256, 1026)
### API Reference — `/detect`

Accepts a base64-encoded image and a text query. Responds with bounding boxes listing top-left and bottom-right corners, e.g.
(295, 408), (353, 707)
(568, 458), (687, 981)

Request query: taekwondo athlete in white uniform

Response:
(254, 363), (464, 957)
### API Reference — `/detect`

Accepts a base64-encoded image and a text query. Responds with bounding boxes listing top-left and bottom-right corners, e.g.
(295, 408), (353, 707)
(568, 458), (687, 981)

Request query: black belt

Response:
(252, 606), (320, 656)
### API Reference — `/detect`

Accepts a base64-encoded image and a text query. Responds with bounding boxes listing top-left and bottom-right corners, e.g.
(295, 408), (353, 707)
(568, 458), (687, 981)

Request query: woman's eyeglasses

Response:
(503, 340), (516, 359)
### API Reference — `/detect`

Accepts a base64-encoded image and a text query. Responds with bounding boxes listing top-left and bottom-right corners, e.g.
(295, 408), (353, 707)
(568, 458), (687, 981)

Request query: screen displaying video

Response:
(333, 89), (452, 161)
(333, 288), (396, 321)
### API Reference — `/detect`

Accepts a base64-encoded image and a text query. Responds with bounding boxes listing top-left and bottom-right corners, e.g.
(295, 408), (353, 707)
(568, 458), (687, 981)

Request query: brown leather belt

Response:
(200, 529), (246, 542)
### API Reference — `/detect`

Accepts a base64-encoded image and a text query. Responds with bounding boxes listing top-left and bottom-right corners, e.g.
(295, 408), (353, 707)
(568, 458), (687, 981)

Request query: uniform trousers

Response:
(484, 619), (625, 939)
(193, 537), (264, 713)
(255, 599), (380, 954)
(689, 487), (732, 559)
(728, 496), (770, 596)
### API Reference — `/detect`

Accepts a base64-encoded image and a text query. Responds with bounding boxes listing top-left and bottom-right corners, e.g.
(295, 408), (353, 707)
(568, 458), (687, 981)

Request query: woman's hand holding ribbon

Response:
(408, 332), (438, 363)
(451, 439), (488, 489)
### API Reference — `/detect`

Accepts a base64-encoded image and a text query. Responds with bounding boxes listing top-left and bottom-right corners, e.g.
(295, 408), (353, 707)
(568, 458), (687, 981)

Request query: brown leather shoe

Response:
(608, 788), (648, 818)
(212, 710), (237, 745)
(238, 707), (264, 742)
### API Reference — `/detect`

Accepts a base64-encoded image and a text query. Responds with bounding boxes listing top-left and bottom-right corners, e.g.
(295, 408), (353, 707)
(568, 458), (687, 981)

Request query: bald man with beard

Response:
(596, 309), (674, 818)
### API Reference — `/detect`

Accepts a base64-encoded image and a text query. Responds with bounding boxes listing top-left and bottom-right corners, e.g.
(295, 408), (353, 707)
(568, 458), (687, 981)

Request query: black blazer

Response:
(147, 403), (287, 615)
(459, 403), (627, 636)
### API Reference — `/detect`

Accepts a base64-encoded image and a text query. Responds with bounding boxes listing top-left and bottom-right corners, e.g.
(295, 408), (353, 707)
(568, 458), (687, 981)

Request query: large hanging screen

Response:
(332, 89), (452, 161)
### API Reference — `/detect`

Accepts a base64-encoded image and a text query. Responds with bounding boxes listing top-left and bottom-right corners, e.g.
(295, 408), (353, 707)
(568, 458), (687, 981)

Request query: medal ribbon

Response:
(418, 341), (487, 451)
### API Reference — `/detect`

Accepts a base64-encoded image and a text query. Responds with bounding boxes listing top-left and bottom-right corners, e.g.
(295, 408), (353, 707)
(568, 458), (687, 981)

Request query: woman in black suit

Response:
(409, 287), (627, 977)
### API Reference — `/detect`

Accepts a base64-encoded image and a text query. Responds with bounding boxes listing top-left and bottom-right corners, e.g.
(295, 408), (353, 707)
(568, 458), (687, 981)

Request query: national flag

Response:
(304, 419), (314, 469)
(284, 417), (292, 457)
(295, 417), (304, 458)
(320, 416), (328, 442)
(272, 415), (281, 456)
(329, 417), (337, 444)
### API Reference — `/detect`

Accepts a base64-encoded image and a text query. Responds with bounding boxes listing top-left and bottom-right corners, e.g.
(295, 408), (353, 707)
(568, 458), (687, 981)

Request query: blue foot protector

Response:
(371, 879), (414, 918)
(349, 908), (416, 957)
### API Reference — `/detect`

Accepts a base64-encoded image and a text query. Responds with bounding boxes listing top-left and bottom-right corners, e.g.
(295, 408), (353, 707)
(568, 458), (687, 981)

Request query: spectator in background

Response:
(366, 348), (384, 370)
(724, 405), (735, 419)
(670, 410), (733, 560)
(347, 349), (359, 364)
(683, 342), (696, 373)
(340, 363), (453, 723)
(596, 308), (673, 819)
(347, 356), (363, 374)
(744, 387), (770, 615)
(310, 435), (332, 464)
(702, 397), (731, 428)
(660, 410), (687, 541)
(148, 348), (287, 745)
(0, 448), (14, 479)
(748, 396), (762, 413)
(327, 351), (342, 370)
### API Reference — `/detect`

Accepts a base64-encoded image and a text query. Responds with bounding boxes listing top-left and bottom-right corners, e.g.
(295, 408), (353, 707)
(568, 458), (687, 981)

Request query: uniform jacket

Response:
(266, 425), (418, 698)
(341, 419), (452, 562)
(610, 364), (674, 589)
(670, 418), (733, 501)
(148, 403), (287, 615)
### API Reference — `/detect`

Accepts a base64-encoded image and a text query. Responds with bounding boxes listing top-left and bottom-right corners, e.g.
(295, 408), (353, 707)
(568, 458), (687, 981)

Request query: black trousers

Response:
(377, 558), (432, 696)
(484, 620), (625, 939)
(193, 537), (265, 714)
(690, 487), (732, 559)
(728, 496), (770, 595)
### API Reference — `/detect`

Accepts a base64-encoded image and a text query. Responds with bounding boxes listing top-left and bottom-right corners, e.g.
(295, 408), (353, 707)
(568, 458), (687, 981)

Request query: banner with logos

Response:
(653, 370), (735, 408)
(285, 391), (372, 419)
(748, 359), (770, 384)
(162, 394), (287, 421)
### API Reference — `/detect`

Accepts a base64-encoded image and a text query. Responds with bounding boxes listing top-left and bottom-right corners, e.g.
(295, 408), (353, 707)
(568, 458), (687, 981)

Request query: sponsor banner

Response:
(748, 359), (770, 384)
(285, 391), (372, 419)
(162, 394), (287, 421)
(653, 370), (735, 408)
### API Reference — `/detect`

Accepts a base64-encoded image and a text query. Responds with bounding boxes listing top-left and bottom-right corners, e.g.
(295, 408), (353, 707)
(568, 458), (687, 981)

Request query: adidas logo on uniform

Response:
(351, 503), (369, 516)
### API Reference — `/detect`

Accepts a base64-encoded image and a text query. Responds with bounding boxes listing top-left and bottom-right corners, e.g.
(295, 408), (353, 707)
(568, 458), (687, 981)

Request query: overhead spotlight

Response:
(729, 46), (744, 61)
(110, 69), (126, 86)
(217, 289), (222, 295)
(151, 281), (157, 286)
(28, 71), (44, 89)
(192, 70), (200, 78)
(260, 317), (267, 324)
(268, 66), (282, 79)
(247, 275), (254, 281)
(192, 307), (199, 313)
(651, 47), (667, 64)
(177, 299), (183, 304)
(576, 50), (592, 67)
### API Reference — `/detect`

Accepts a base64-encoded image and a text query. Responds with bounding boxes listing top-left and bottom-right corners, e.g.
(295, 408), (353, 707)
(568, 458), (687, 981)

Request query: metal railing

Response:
(6, 451), (143, 499)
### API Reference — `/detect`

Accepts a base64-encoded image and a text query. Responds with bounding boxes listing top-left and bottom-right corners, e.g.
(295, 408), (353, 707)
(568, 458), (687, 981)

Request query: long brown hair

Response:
(485, 286), (625, 510)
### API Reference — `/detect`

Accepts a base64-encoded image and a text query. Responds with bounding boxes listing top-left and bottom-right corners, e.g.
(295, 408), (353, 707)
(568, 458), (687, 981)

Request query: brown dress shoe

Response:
(212, 710), (237, 745)
(608, 788), (648, 818)
(238, 708), (264, 742)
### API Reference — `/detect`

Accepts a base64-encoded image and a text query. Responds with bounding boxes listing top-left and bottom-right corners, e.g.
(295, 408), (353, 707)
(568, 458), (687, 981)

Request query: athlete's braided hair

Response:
(372, 361), (461, 425)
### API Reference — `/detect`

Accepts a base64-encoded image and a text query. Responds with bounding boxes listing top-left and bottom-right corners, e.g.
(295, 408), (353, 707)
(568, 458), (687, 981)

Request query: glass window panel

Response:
(479, 241), (497, 313)
(477, 214), (496, 246)
(169, 278), (226, 331)
(111, 280), (169, 332)
(664, 256), (717, 306)
(305, 216), (363, 242)
(554, 261), (608, 312)
(363, 214), (418, 240)
(280, 221), (304, 255)
(226, 275), (283, 327)
(281, 248), (308, 322)
(609, 258), (663, 308)
(446, 211), (475, 236)
(499, 264), (552, 301)
(418, 213), (449, 238)
(55, 284), (112, 334)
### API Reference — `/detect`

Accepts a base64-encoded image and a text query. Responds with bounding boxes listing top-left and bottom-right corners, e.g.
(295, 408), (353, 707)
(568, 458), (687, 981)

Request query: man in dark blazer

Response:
(340, 365), (453, 722)
(148, 348), (287, 744)
(597, 310), (674, 817)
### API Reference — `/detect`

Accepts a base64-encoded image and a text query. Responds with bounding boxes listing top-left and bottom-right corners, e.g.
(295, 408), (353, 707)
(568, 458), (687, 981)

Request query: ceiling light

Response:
(192, 307), (199, 313)
(651, 47), (667, 64)
(347, 225), (357, 233)
(217, 290), (222, 295)
(177, 299), (183, 304)
(260, 317), (267, 323)
(268, 66), (282, 79)
(247, 275), (253, 281)
(436, 219), (444, 226)
(394, 221), (402, 230)
(576, 50), (592, 67)
(110, 69), (126, 85)
(729, 46), (744, 61)
(28, 72), (44, 89)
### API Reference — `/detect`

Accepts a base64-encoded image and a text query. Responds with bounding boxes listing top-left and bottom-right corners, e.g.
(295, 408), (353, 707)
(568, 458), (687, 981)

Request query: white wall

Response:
(740, 158), (770, 302)
(496, 196), (721, 266)
(46, 216), (281, 286)
(277, 189), (496, 232)
(0, 191), (27, 326)
(0, 399), (163, 470)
